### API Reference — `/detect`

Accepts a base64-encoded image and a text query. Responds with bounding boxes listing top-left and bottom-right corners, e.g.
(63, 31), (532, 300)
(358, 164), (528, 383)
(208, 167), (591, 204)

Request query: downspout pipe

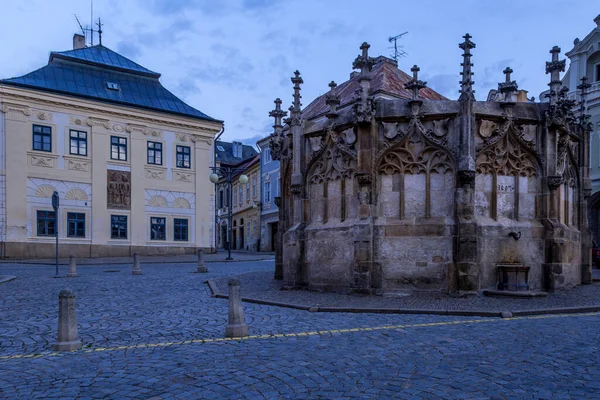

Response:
(213, 125), (225, 253)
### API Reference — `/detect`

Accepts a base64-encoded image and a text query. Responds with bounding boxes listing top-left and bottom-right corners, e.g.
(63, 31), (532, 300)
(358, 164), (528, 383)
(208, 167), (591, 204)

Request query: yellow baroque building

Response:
(0, 35), (222, 258)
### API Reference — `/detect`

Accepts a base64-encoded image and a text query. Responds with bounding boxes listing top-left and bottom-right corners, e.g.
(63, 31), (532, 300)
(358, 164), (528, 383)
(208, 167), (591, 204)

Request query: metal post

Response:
(226, 168), (233, 261)
(52, 191), (59, 277)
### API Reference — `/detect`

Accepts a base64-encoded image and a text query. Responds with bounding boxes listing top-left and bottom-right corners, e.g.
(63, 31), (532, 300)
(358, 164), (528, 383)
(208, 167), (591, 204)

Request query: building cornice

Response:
(0, 85), (222, 138)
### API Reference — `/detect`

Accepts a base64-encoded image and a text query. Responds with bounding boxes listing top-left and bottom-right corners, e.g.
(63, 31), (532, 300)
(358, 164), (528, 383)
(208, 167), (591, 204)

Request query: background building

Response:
(0, 34), (222, 258)
(214, 140), (258, 250)
(257, 135), (280, 251)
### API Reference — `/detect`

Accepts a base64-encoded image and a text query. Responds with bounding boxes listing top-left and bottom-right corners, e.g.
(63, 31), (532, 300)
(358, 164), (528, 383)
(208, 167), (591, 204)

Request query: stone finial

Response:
(595, 14), (600, 27)
(459, 33), (476, 100)
(196, 249), (208, 273)
(67, 255), (78, 278)
(325, 81), (341, 119)
(132, 253), (142, 275)
(498, 67), (518, 102)
(291, 70), (303, 112)
(545, 46), (566, 104)
(52, 289), (82, 351)
(225, 278), (248, 338)
(269, 98), (287, 131)
(404, 65), (428, 100)
(577, 76), (592, 128)
(352, 42), (376, 81)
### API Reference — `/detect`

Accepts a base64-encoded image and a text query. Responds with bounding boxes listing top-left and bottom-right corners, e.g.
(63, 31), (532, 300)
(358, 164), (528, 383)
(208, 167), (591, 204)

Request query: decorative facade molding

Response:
(174, 171), (194, 183)
(86, 118), (110, 129)
(69, 116), (85, 126)
(1, 102), (31, 121)
(65, 188), (88, 201)
(35, 111), (52, 121)
(173, 197), (191, 209)
(145, 167), (165, 180)
(28, 152), (58, 169)
(64, 156), (90, 172)
(149, 195), (168, 207)
(34, 184), (56, 198)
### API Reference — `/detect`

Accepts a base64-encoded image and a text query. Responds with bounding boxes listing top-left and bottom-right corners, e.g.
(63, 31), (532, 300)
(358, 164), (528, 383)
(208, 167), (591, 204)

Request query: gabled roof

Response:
(302, 56), (447, 121)
(215, 140), (259, 165)
(1, 44), (219, 122)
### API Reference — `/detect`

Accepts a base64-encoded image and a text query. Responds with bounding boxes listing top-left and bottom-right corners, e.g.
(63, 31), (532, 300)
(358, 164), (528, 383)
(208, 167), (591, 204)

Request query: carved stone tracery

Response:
(378, 130), (454, 175)
(476, 129), (538, 177)
(308, 143), (357, 184)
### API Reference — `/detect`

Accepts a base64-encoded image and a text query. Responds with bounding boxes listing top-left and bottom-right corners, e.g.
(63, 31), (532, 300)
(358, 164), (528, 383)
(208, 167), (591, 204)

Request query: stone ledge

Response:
(207, 276), (600, 319)
(0, 275), (16, 284)
(482, 289), (548, 298)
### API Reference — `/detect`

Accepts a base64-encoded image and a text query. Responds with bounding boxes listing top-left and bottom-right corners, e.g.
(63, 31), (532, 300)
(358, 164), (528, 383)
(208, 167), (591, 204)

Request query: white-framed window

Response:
(264, 182), (271, 203)
(264, 148), (272, 163)
(233, 186), (238, 206)
(595, 62), (600, 82)
(246, 182), (250, 200)
(276, 177), (280, 196)
(239, 185), (243, 205)
(252, 176), (257, 198)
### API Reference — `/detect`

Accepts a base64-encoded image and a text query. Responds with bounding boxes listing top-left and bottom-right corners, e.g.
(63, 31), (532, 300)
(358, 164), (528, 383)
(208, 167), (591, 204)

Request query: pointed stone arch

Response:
(377, 128), (455, 219)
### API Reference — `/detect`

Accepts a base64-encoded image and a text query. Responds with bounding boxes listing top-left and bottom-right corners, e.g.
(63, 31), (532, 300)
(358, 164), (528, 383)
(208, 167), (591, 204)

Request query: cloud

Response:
(116, 41), (142, 59)
(143, 0), (229, 16)
(423, 74), (459, 99)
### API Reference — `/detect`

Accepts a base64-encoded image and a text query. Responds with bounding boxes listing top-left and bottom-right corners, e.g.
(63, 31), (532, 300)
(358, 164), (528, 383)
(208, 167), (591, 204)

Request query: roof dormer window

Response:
(105, 81), (120, 91)
(217, 145), (225, 151)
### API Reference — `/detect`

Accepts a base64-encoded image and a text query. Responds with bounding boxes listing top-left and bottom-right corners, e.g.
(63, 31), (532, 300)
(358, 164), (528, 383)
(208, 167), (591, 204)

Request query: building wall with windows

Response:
(257, 135), (279, 252)
(228, 156), (261, 251)
(0, 36), (222, 258)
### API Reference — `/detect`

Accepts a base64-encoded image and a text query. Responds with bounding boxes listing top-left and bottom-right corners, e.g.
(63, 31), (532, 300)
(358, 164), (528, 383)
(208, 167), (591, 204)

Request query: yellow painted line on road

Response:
(1, 312), (598, 361)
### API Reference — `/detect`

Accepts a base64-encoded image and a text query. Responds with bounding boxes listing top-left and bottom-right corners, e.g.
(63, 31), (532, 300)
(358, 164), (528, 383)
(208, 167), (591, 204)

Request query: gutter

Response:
(213, 126), (225, 252)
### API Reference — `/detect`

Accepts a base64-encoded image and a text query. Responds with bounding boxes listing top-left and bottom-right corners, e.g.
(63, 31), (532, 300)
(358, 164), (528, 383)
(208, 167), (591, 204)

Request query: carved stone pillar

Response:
(273, 196), (283, 280)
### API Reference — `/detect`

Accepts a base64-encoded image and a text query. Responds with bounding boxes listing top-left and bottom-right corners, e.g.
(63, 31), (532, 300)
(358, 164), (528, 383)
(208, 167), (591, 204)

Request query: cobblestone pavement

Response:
(1, 261), (599, 399)
(213, 271), (600, 314)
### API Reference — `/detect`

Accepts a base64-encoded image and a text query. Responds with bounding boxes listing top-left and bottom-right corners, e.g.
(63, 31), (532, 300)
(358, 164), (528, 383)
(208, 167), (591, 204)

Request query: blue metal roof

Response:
(1, 45), (219, 122)
(50, 45), (160, 78)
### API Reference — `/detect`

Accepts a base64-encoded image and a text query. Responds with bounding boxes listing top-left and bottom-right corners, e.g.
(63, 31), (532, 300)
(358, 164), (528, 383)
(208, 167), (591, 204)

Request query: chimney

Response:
(73, 34), (86, 50)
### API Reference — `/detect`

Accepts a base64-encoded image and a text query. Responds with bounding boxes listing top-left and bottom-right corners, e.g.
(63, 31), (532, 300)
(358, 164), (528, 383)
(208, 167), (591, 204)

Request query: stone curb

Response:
(0, 275), (16, 284)
(206, 279), (600, 319)
(0, 257), (275, 266)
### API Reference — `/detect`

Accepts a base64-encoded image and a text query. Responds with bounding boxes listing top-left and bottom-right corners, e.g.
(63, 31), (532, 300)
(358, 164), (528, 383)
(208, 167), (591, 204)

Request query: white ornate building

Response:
(0, 34), (222, 258)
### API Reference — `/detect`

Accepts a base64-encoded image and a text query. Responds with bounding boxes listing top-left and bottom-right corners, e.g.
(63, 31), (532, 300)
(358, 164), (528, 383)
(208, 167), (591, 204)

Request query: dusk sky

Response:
(1, 1), (598, 145)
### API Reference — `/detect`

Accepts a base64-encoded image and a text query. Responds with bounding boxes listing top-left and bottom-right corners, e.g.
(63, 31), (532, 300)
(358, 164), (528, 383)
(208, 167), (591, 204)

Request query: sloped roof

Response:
(50, 45), (160, 77)
(302, 57), (447, 121)
(1, 45), (218, 122)
(215, 140), (259, 165)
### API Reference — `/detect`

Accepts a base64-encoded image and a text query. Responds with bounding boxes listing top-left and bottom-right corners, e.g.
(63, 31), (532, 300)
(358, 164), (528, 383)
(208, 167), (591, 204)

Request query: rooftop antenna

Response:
(388, 32), (408, 61)
(96, 18), (103, 45)
(74, 15), (86, 36)
(90, 0), (94, 46)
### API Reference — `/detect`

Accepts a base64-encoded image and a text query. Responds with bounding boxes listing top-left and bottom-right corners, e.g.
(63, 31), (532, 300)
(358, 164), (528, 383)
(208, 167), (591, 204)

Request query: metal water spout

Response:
(508, 231), (521, 241)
